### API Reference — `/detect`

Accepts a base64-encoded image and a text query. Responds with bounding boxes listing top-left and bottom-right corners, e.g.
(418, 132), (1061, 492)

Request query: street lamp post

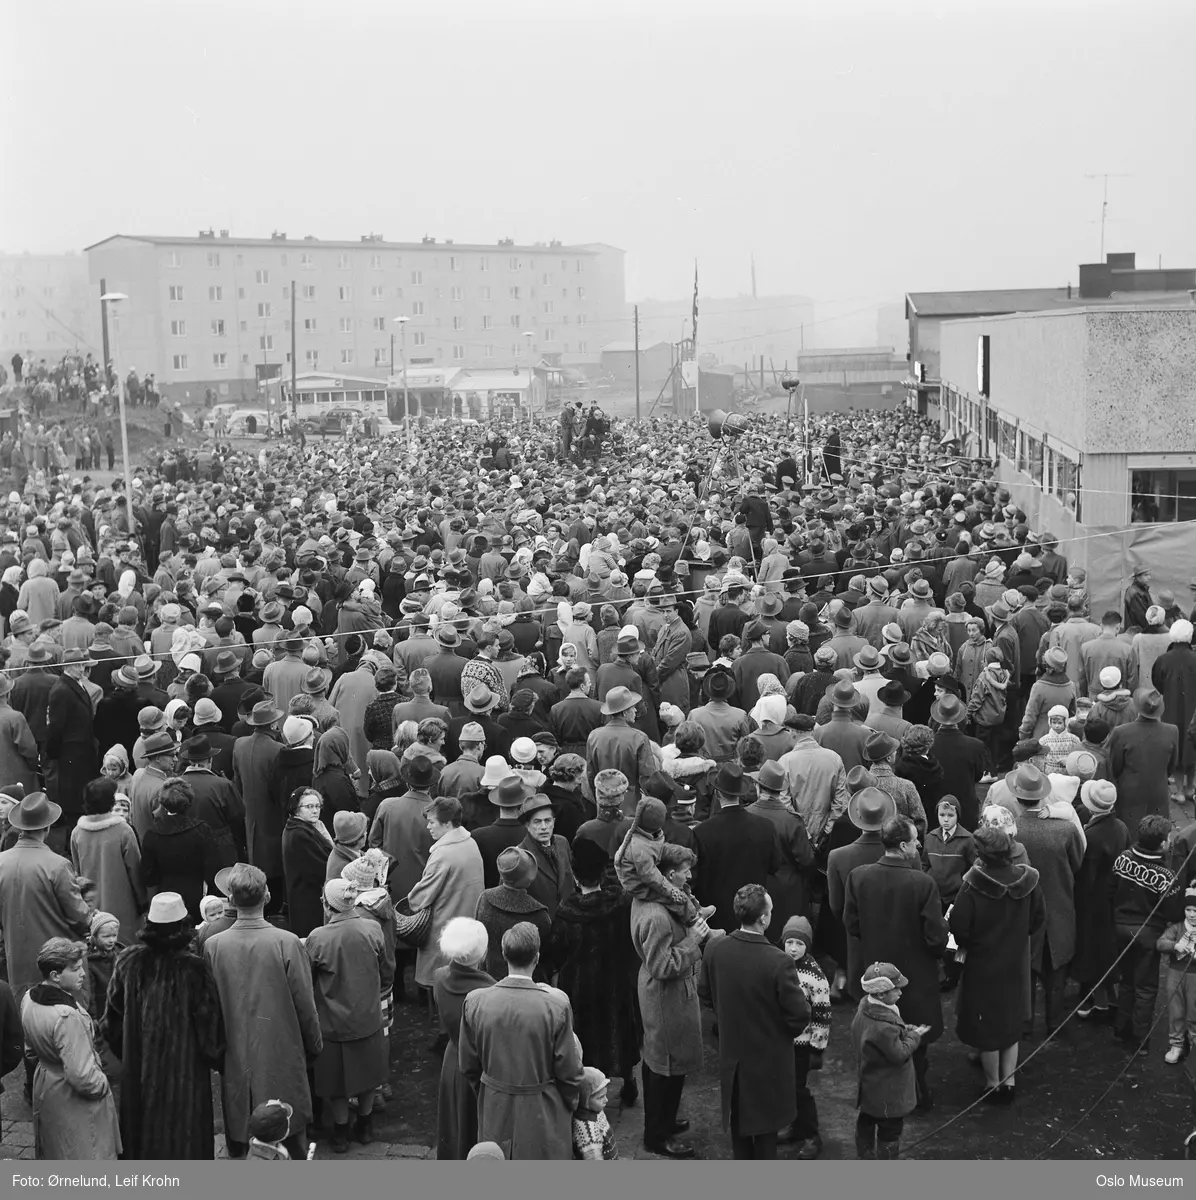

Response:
(522, 330), (535, 426)
(99, 292), (136, 538)
(392, 316), (411, 452)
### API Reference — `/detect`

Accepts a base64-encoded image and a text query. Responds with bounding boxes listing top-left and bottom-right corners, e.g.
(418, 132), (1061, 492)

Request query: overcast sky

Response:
(3, 0), (1192, 330)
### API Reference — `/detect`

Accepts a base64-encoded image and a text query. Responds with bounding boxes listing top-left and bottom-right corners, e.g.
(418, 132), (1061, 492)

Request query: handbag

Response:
(393, 897), (432, 949)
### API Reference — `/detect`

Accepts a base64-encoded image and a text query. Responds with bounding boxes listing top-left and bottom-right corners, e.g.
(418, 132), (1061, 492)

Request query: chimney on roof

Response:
(199, 229), (215, 239)
(219, 229), (230, 238)
(271, 231), (287, 240)
(422, 236), (436, 245)
(445, 239), (453, 245)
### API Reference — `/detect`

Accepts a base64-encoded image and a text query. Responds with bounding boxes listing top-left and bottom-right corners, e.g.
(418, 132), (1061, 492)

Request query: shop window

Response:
(1131, 468), (1196, 524)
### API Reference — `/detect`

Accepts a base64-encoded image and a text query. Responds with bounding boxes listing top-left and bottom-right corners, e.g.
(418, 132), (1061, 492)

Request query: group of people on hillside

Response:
(0, 402), (1193, 1165)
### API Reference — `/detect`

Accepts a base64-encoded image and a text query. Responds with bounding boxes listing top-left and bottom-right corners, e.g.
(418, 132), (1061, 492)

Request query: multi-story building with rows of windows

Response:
(84, 231), (625, 403)
(0, 251), (103, 368)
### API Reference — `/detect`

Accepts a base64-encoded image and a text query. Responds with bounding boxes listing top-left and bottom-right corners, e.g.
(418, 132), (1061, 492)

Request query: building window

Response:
(412, 332), (426, 347)
(410, 270), (422, 285)
(412, 301), (424, 316)
(207, 252), (220, 268)
(240, 320), (248, 333)
(338, 317), (352, 333)
(340, 349), (353, 364)
(509, 257), (521, 271)
(212, 352), (227, 369)
(300, 253), (313, 269)
(280, 254), (288, 266)
(479, 257), (489, 272)
(208, 285), (223, 302)
(480, 286), (491, 301)
(338, 286), (352, 301)
(578, 341), (587, 354)
(168, 251), (182, 268)
(257, 302), (272, 318)
(1130, 468), (1196, 523)
(544, 328), (555, 341)
(543, 301), (554, 314)
(306, 349), (319, 364)
(510, 315), (521, 328)
(211, 319), (225, 337)
(484, 345), (494, 358)
(394, 256), (403, 268)
(304, 318), (318, 332)
(509, 287), (521, 300)
(338, 254), (350, 269)
(260, 335), (274, 351)
(542, 274), (552, 285)
(370, 254), (383, 269)
(449, 256), (461, 271)
(238, 287), (246, 300)
(371, 286), (385, 300)
(452, 316), (464, 330)
(577, 286), (586, 299)
(577, 314), (587, 327)
(241, 353), (250, 364)
(282, 286), (290, 300)
(169, 285), (184, 301)
(453, 345), (465, 360)
(256, 269), (270, 284)
(374, 347), (389, 366)
(302, 284), (316, 300)
(450, 286), (463, 302)
(170, 320), (186, 337)
(394, 287), (403, 299)
(481, 315), (493, 330)
(576, 259), (584, 273)
(372, 316), (386, 331)
(513, 342), (523, 357)
(561, 259), (568, 270)
(172, 354), (188, 370)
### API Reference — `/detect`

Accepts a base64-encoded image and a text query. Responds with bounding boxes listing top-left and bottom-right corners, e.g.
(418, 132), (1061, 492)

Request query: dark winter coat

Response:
(843, 856), (949, 1038)
(744, 795), (814, 939)
(949, 860), (1045, 1049)
(139, 816), (220, 921)
(45, 674), (99, 816)
(474, 885), (552, 981)
(269, 745), (315, 816)
(282, 817), (333, 937)
(693, 804), (783, 931)
(930, 726), (988, 831)
(312, 765), (360, 829)
(519, 833), (575, 920)
(894, 750), (947, 816)
(1153, 643), (1196, 768)
(102, 942), (225, 1159)
(433, 960), (495, 1160)
(851, 997), (921, 1119)
(698, 930), (810, 1136)
(544, 885), (639, 1078)
(1072, 810), (1130, 984)
(1106, 717), (1178, 830)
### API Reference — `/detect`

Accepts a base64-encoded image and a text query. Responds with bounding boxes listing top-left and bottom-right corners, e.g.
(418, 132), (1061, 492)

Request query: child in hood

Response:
(571, 1067), (619, 1160)
(1157, 886), (1196, 1065)
(781, 916), (830, 1159)
(612, 796), (709, 929)
(1040, 704), (1081, 775)
(1089, 666), (1137, 732)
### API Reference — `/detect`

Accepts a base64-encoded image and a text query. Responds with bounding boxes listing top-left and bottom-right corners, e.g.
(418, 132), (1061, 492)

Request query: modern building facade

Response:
(0, 252), (103, 368)
(936, 300), (1196, 609)
(84, 232), (625, 403)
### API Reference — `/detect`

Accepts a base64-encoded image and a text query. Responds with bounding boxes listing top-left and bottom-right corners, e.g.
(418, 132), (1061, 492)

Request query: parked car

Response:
(302, 407), (363, 435)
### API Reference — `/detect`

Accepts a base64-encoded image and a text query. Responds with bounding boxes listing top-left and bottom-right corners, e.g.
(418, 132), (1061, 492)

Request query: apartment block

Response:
(85, 231), (625, 402)
(0, 252), (103, 369)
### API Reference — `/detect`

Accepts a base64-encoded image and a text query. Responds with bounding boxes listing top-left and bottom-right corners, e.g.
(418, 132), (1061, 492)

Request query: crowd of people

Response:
(0, 397), (1193, 1164)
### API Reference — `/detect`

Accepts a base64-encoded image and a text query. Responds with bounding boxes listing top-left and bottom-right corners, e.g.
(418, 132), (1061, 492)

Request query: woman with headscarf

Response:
(117, 569), (146, 629)
(71, 777), (147, 946)
(103, 891), (225, 1158)
(433, 917), (495, 1159)
(311, 726), (361, 827)
(749, 693), (798, 761)
(306, 878), (392, 1152)
(0, 564), (22, 634)
(515, 653), (564, 723)
(911, 610), (951, 666)
(138, 777), (219, 923)
(21, 937), (121, 1159)
(163, 697), (191, 743)
(100, 743), (135, 797)
(363, 748), (405, 825)
(17, 558), (58, 626)
(282, 786), (336, 937)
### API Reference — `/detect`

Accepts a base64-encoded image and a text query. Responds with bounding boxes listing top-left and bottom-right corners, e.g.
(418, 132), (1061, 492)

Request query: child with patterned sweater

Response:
(781, 916), (831, 1159)
(571, 1067), (619, 1160)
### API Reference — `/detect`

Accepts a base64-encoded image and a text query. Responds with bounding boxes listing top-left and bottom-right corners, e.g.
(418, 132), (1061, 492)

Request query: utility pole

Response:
(99, 279), (111, 369)
(1085, 172), (1132, 259)
(290, 279), (297, 419)
(634, 304), (640, 421)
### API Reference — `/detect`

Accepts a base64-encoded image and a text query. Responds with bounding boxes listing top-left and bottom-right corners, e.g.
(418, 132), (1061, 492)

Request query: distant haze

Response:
(2, 0), (1192, 339)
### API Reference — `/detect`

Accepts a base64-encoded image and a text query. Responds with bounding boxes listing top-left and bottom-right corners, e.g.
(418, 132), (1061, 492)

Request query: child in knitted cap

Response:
(612, 794), (705, 926)
(571, 1066), (619, 1160)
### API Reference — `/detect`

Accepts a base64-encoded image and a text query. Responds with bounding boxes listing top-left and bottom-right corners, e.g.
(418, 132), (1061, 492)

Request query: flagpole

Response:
(692, 259), (699, 416)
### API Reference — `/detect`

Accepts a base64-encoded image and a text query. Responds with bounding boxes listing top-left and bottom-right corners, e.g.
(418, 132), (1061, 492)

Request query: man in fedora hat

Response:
(595, 629), (662, 744)
(369, 754), (436, 900)
(826, 787), (898, 998)
(732, 620), (789, 712)
(0, 792), (91, 992)
(517, 793), (575, 920)
(748, 760), (815, 939)
(473, 774), (534, 888)
(128, 729), (178, 840)
(1106, 688), (1178, 830)
(865, 678), (912, 742)
(10, 643), (55, 756)
(44, 646), (98, 850)
(930, 692), (988, 831)
(693, 763), (783, 932)
(813, 680), (871, 773)
(689, 666), (750, 766)
(1002, 763), (1084, 1036)
(862, 730), (927, 839)
(210, 650), (254, 733)
(232, 700), (286, 910)
(585, 685), (654, 812)
(825, 606), (868, 671)
(0, 673), (38, 794)
(425, 623), (469, 717)
(263, 637), (310, 715)
(844, 815), (948, 1110)
(179, 734), (246, 868)
(854, 577), (902, 650)
(203, 862), (322, 1160)
(447, 684), (511, 764)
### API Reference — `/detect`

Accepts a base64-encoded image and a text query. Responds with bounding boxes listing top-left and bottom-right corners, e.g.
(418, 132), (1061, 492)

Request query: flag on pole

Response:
(691, 261), (699, 348)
